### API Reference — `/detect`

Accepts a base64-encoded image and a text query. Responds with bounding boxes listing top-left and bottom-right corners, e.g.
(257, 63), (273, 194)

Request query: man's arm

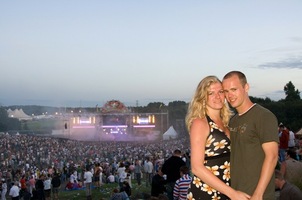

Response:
(251, 141), (278, 200)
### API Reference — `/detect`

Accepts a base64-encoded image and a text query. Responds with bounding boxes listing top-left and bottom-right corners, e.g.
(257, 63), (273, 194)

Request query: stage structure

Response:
(63, 100), (168, 141)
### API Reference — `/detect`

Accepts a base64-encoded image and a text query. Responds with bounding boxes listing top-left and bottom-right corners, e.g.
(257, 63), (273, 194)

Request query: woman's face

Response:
(206, 82), (225, 111)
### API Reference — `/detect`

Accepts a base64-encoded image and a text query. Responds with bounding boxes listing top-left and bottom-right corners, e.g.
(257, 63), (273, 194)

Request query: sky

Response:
(1, 1), (302, 108)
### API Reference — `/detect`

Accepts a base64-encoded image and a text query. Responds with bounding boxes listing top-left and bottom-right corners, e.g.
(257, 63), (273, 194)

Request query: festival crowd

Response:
(0, 133), (190, 199)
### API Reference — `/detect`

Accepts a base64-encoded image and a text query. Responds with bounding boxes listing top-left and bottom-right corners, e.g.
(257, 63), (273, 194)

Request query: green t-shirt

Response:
(229, 104), (278, 200)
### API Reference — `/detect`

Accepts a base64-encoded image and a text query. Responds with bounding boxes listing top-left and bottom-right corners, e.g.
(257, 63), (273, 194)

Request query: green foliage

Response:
(146, 102), (166, 113)
(25, 119), (63, 133)
(249, 81), (302, 132)
(129, 102), (166, 113)
(284, 81), (301, 101)
(250, 96), (273, 103)
(23, 121), (29, 130)
(0, 106), (21, 132)
(167, 101), (188, 134)
(31, 119), (62, 129)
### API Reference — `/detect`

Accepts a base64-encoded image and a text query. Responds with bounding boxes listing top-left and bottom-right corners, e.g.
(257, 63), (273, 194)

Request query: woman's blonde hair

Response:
(185, 75), (232, 132)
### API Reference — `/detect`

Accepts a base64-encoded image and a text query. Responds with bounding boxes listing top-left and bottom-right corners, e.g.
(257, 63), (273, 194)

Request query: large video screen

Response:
(103, 115), (126, 126)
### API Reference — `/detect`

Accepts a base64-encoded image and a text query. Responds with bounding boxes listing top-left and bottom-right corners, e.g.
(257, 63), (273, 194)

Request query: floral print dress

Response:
(187, 115), (231, 200)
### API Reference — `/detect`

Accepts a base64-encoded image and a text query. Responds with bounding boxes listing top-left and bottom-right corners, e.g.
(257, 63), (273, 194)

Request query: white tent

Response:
(7, 108), (32, 120)
(296, 128), (302, 138)
(163, 126), (178, 140)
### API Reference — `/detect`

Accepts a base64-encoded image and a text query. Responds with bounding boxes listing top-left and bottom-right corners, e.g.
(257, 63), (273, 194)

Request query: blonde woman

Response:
(186, 76), (250, 200)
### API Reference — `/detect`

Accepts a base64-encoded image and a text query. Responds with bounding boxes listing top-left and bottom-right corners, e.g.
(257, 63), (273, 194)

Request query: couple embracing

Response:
(186, 71), (278, 200)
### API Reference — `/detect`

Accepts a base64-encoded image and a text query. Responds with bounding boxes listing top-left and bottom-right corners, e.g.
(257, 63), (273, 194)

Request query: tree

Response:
(0, 107), (8, 131)
(0, 106), (21, 131)
(146, 102), (166, 112)
(284, 81), (301, 101)
(167, 101), (188, 135)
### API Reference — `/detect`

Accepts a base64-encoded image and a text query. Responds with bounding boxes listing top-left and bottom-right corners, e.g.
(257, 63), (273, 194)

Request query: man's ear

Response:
(244, 83), (250, 92)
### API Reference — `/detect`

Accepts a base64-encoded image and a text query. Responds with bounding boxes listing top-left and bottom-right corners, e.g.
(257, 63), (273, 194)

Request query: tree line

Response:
(0, 81), (301, 133)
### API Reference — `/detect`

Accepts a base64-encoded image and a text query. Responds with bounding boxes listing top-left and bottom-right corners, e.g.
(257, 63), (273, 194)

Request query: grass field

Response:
(58, 179), (151, 200)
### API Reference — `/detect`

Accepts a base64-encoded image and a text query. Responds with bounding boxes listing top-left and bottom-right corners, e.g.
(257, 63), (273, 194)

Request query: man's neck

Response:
(238, 102), (256, 116)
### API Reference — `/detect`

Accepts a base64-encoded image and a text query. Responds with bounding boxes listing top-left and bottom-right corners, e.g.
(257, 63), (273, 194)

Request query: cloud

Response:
(290, 37), (302, 43)
(258, 56), (302, 69)
(252, 90), (285, 101)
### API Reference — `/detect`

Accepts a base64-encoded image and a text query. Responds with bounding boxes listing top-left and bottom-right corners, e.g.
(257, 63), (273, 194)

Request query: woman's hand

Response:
(230, 190), (251, 200)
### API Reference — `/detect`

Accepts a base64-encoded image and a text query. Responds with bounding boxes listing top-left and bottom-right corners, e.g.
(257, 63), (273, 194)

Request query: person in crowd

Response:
(161, 149), (185, 200)
(151, 166), (167, 198)
(173, 166), (191, 200)
(44, 174), (51, 200)
(28, 174), (36, 197)
(35, 174), (45, 200)
(275, 169), (302, 200)
(118, 168), (128, 190)
(280, 149), (302, 189)
(145, 157), (154, 187)
(134, 159), (142, 186)
(143, 158), (149, 185)
(94, 163), (101, 188)
(287, 126), (296, 150)
(0, 179), (2, 196)
(157, 194), (169, 200)
(124, 168), (132, 188)
(110, 188), (129, 200)
(19, 175), (27, 199)
(22, 188), (32, 200)
(222, 71), (279, 199)
(76, 165), (83, 183)
(182, 151), (191, 169)
(62, 165), (68, 183)
(297, 138), (302, 161)
(1, 178), (7, 200)
(9, 181), (20, 200)
(120, 181), (131, 198)
(84, 166), (93, 200)
(107, 173), (115, 183)
(70, 171), (77, 187)
(65, 181), (74, 190)
(186, 75), (249, 200)
(117, 162), (126, 188)
(279, 124), (289, 163)
(51, 173), (61, 200)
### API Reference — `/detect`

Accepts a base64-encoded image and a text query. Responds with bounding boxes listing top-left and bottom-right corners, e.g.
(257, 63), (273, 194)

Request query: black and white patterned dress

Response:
(187, 115), (231, 200)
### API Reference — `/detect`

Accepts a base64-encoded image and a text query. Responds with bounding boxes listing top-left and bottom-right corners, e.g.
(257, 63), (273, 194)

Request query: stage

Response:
(51, 127), (161, 142)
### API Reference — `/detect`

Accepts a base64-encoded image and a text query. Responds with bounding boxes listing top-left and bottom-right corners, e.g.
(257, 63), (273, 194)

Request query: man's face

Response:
(222, 75), (247, 109)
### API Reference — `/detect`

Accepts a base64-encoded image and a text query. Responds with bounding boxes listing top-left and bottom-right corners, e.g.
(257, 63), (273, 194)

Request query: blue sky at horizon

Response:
(1, 1), (302, 107)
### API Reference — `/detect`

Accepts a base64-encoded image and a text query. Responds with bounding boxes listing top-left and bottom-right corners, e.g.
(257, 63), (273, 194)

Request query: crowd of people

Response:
(0, 132), (190, 199)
